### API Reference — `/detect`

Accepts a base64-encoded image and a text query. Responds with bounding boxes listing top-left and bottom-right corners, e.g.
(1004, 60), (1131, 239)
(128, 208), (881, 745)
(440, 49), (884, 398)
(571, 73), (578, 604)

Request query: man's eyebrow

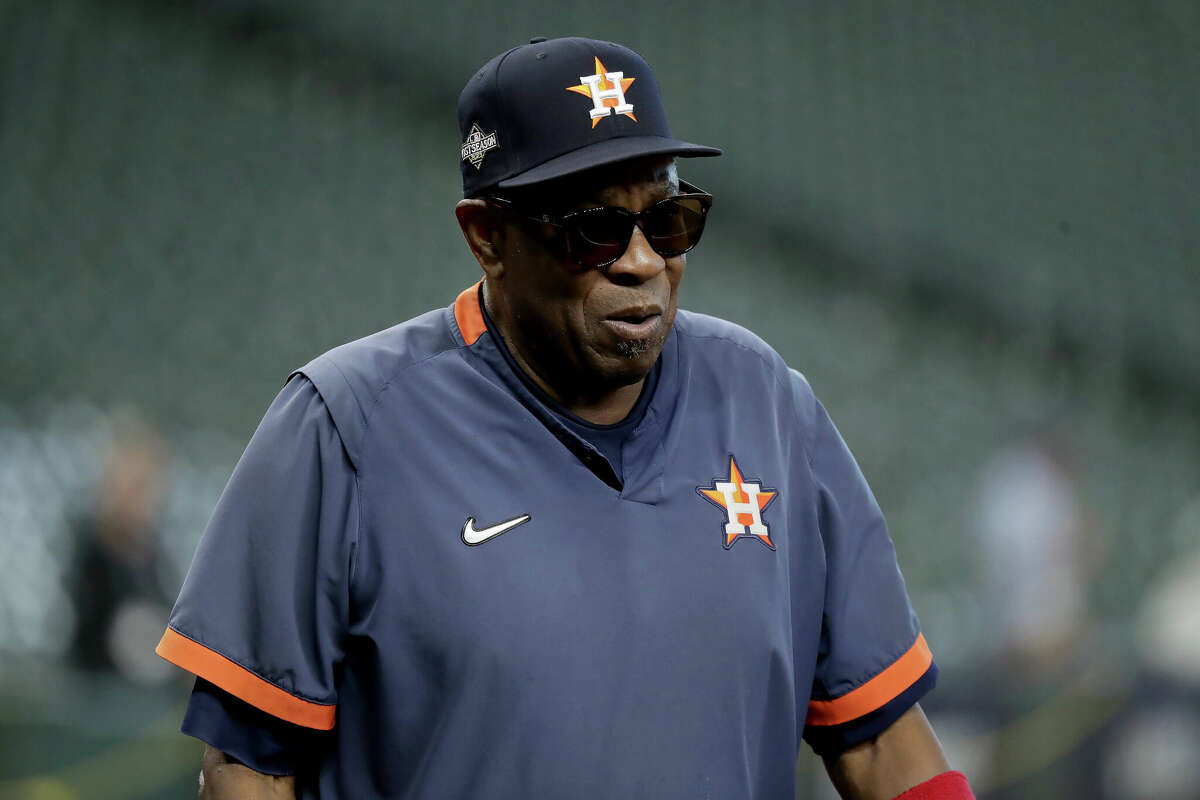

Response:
(650, 163), (678, 185)
(586, 166), (679, 207)
(635, 163), (678, 192)
(538, 161), (678, 210)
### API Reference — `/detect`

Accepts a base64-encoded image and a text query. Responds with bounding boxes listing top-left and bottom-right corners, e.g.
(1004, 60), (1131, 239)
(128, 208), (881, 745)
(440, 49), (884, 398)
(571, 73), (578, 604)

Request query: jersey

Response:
(156, 284), (936, 799)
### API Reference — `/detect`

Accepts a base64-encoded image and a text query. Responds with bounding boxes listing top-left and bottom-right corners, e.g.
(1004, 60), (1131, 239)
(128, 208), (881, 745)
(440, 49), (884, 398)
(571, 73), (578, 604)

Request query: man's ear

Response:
(455, 199), (505, 278)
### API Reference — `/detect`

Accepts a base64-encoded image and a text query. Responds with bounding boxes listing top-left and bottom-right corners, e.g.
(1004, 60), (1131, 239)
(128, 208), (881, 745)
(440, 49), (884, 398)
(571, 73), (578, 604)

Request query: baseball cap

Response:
(457, 36), (721, 197)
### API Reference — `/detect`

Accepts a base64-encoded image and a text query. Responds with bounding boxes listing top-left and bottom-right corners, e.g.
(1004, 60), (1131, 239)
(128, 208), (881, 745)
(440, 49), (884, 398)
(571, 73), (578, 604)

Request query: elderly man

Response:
(157, 36), (973, 800)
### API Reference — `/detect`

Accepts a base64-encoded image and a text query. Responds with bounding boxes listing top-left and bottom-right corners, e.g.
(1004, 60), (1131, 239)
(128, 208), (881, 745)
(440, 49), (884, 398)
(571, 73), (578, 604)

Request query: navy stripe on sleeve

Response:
(803, 661), (939, 757)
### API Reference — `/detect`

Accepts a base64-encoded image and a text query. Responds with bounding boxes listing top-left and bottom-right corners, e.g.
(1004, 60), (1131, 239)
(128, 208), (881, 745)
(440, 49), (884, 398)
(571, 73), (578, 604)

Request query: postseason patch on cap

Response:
(461, 123), (499, 170)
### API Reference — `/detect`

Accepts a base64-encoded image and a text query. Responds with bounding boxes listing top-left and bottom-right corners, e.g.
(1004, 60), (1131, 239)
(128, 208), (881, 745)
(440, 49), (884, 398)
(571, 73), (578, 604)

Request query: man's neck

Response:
(481, 283), (644, 425)
(545, 377), (645, 425)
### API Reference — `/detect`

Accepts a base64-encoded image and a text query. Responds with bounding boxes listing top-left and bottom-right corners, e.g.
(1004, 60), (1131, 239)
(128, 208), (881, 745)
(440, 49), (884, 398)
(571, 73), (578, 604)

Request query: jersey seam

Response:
(166, 624), (336, 707)
(787, 373), (817, 474)
(289, 372), (364, 607)
(682, 332), (781, 376)
(321, 355), (370, 438)
(359, 346), (472, 437)
(290, 367), (364, 475)
(343, 316), (498, 473)
(322, 304), (473, 446)
(350, 469), (362, 596)
(349, 347), (465, 604)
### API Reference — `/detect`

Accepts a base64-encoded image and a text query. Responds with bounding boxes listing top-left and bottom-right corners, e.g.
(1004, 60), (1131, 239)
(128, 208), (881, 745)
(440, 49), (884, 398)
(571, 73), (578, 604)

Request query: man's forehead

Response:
(594, 160), (678, 202)
(520, 157), (678, 208)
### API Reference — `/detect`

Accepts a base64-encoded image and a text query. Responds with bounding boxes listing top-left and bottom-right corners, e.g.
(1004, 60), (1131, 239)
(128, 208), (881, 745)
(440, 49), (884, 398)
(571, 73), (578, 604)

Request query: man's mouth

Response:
(603, 306), (663, 338)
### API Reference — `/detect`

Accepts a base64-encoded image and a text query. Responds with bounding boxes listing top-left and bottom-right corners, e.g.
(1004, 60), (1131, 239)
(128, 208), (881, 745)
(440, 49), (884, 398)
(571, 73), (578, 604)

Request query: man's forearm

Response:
(823, 705), (952, 800)
(199, 745), (296, 800)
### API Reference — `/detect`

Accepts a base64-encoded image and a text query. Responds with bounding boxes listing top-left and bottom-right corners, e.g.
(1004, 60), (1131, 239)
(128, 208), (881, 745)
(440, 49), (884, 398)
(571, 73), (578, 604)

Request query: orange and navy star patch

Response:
(697, 455), (779, 550)
(565, 57), (637, 128)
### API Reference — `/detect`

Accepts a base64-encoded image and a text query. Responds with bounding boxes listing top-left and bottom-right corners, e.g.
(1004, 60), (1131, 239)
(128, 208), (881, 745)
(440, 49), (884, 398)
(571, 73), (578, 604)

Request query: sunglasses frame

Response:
(486, 179), (713, 269)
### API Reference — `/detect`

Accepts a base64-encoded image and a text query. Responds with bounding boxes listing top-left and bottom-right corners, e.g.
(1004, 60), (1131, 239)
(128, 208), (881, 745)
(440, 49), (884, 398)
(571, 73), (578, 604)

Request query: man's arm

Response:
(822, 704), (953, 800)
(199, 746), (296, 800)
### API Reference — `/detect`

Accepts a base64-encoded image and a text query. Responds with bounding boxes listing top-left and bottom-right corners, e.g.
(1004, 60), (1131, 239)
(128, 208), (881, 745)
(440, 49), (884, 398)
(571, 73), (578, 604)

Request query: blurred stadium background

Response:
(1, 1), (1197, 798)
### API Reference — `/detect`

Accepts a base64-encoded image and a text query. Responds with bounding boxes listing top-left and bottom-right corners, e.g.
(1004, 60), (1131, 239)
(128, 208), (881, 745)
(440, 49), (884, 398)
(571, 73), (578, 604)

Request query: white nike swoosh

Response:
(461, 514), (532, 546)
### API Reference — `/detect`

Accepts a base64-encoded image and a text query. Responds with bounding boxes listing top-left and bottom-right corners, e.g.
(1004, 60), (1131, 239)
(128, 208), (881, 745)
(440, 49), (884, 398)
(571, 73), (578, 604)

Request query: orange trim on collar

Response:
(454, 282), (488, 346)
(806, 633), (933, 726)
(155, 627), (336, 730)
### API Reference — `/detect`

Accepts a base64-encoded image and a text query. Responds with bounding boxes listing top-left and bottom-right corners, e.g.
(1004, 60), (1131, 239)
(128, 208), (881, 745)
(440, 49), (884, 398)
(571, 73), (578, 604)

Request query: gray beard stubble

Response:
(615, 337), (653, 360)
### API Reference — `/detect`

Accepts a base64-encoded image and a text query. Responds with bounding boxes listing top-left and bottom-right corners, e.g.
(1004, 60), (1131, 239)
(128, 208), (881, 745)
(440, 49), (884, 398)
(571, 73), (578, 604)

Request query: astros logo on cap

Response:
(566, 57), (637, 128)
(697, 455), (778, 550)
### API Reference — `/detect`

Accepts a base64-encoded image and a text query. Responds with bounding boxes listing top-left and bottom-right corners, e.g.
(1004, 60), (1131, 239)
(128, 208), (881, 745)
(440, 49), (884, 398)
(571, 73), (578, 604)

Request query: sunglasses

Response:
(486, 180), (713, 269)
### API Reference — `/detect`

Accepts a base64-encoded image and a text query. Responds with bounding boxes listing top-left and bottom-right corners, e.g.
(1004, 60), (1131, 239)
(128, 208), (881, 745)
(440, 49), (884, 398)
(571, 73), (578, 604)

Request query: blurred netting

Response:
(1, 1), (1198, 798)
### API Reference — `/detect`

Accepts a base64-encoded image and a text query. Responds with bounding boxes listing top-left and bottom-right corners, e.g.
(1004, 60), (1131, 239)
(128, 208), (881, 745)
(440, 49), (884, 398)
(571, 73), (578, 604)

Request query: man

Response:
(157, 36), (974, 799)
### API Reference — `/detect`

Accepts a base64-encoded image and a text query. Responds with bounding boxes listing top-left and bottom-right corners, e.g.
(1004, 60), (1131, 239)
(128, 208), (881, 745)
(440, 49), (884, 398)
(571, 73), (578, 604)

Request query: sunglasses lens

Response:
(562, 194), (712, 267)
(644, 197), (708, 256)
(570, 210), (632, 267)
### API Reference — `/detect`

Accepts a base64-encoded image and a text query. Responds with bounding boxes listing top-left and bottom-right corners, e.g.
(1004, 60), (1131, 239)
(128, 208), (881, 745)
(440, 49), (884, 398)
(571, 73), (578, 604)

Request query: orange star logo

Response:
(565, 57), (637, 128)
(697, 456), (778, 550)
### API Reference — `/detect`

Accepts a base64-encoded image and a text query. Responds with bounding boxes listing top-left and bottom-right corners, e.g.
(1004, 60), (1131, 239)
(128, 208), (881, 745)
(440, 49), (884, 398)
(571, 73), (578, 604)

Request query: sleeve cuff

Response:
(804, 660), (938, 756)
(156, 627), (336, 730)
(807, 632), (934, 726)
(182, 678), (323, 776)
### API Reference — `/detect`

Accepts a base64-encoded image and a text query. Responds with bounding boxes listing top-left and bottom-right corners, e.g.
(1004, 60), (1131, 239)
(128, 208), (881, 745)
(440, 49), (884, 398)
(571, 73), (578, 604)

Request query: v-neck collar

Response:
(452, 282), (679, 503)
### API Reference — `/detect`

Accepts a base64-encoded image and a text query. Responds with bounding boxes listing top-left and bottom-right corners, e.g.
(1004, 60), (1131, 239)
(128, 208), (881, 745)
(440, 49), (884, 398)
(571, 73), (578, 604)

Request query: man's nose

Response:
(605, 225), (666, 285)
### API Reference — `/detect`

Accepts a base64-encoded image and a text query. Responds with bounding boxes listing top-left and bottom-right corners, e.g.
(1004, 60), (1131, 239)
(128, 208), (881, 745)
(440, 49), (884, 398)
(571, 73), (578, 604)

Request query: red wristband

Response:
(892, 771), (975, 800)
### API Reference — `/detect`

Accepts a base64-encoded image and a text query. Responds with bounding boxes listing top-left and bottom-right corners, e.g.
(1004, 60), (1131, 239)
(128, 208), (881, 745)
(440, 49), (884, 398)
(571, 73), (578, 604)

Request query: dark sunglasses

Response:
(486, 180), (713, 269)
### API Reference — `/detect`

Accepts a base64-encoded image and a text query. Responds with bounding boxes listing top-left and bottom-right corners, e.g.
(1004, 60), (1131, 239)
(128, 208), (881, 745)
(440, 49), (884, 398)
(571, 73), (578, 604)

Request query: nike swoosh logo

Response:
(461, 514), (532, 546)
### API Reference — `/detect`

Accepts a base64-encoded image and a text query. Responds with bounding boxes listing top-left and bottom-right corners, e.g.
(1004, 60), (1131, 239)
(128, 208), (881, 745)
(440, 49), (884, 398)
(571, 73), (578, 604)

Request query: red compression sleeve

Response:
(892, 771), (975, 800)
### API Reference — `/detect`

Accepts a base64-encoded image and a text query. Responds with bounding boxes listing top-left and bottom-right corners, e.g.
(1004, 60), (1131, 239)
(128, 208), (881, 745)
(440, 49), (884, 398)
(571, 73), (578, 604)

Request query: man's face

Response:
(491, 157), (685, 397)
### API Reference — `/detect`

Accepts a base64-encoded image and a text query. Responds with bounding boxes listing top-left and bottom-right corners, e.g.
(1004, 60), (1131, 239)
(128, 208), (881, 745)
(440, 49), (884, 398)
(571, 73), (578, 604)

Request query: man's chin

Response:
(594, 339), (663, 386)
(614, 336), (656, 361)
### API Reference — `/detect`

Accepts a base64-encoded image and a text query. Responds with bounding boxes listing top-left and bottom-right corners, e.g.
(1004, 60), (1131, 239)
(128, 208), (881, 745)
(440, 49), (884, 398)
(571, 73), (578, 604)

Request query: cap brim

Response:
(497, 135), (722, 189)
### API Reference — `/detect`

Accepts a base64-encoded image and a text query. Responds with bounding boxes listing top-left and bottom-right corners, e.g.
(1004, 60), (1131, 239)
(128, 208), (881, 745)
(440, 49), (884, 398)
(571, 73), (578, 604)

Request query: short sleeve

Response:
(156, 374), (357, 731)
(181, 678), (325, 775)
(792, 371), (937, 755)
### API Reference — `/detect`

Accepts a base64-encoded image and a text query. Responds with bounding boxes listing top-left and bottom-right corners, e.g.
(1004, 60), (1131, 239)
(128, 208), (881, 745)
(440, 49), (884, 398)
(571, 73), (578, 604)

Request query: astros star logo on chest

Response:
(697, 455), (779, 550)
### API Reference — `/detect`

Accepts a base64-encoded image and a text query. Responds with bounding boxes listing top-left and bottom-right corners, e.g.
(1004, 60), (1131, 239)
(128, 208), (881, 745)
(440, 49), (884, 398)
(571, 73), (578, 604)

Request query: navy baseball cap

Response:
(458, 37), (721, 197)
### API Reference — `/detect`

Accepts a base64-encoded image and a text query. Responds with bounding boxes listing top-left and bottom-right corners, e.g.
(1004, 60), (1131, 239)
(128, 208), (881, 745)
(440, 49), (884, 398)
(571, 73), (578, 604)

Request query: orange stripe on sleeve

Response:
(806, 633), (933, 727)
(454, 282), (487, 346)
(155, 627), (336, 730)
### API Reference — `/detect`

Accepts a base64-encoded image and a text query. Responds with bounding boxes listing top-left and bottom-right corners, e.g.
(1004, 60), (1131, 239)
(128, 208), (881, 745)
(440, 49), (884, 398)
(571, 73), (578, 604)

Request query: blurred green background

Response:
(1, 1), (1197, 798)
